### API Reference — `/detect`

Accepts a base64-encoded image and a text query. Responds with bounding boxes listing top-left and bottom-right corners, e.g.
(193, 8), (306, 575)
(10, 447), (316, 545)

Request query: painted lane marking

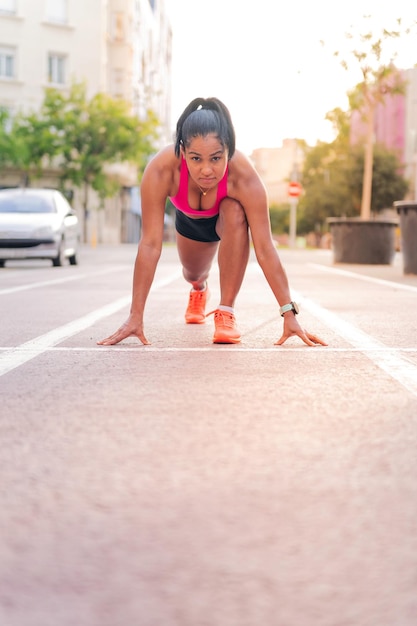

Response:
(309, 263), (417, 293)
(291, 288), (417, 397)
(0, 266), (130, 296)
(0, 270), (182, 377)
(0, 346), (416, 353)
(2, 258), (417, 397)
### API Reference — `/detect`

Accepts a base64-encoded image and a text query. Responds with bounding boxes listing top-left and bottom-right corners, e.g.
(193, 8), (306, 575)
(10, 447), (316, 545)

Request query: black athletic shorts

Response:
(175, 209), (220, 243)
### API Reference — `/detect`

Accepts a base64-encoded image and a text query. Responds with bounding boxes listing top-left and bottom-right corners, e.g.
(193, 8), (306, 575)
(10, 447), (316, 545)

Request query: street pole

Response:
(289, 141), (300, 249)
(289, 197), (297, 249)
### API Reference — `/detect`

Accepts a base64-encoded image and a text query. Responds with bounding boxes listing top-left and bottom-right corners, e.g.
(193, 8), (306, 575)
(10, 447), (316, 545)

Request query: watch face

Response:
(292, 302), (299, 314)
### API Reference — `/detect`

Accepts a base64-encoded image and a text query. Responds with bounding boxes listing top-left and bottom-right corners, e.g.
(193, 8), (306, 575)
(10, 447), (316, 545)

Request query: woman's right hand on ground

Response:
(97, 316), (150, 346)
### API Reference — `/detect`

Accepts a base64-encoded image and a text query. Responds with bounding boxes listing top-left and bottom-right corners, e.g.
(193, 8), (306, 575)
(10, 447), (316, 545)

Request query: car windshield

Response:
(0, 194), (56, 214)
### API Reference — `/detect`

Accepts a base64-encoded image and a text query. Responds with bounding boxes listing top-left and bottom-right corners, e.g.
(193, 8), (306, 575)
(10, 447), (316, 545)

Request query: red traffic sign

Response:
(288, 181), (302, 198)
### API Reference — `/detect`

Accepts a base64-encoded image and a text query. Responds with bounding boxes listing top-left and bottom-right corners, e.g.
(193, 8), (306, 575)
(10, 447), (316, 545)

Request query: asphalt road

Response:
(1, 243), (417, 626)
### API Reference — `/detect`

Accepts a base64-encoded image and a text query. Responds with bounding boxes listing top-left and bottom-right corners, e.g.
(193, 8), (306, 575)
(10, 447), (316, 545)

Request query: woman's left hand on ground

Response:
(274, 315), (328, 347)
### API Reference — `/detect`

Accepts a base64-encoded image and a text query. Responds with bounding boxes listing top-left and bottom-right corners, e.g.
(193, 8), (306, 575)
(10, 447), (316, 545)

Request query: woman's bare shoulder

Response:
(146, 144), (179, 172)
(228, 149), (264, 189)
(142, 144), (181, 192)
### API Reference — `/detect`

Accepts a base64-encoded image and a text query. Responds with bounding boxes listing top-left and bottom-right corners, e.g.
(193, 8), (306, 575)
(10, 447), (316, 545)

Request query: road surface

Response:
(1, 244), (417, 626)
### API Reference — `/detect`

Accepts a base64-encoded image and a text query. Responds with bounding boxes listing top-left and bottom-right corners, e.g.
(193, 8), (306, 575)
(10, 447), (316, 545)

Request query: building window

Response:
(0, 46), (15, 78)
(48, 53), (66, 84)
(0, 0), (16, 15)
(45, 0), (68, 24)
(111, 12), (125, 41)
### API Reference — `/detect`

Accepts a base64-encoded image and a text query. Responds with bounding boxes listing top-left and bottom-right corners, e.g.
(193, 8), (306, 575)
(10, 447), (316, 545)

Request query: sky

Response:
(165, 0), (417, 155)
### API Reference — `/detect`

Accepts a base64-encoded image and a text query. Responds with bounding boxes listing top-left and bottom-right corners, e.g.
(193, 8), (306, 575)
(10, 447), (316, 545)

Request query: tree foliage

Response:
(0, 110), (12, 170)
(331, 17), (412, 219)
(269, 204), (290, 234)
(0, 82), (160, 237)
(298, 16), (414, 234)
(40, 83), (158, 191)
(37, 82), (159, 235)
(0, 107), (58, 184)
(299, 141), (408, 234)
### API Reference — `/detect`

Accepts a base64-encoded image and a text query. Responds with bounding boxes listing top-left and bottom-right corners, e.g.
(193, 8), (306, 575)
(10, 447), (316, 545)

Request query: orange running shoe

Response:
(207, 309), (241, 344)
(185, 287), (209, 324)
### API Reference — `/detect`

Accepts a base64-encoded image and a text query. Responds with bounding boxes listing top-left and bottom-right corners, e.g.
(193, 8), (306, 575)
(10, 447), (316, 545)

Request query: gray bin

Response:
(394, 201), (417, 275)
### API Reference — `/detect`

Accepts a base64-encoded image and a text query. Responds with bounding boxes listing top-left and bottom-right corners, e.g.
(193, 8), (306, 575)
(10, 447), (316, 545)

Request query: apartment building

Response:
(0, 0), (172, 130)
(402, 67), (417, 200)
(0, 0), (172, 241)
(250, 139), (305, 205)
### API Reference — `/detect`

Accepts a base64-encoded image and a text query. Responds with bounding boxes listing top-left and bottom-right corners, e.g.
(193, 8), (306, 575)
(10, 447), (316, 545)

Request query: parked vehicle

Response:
(0, 188), (79, 267)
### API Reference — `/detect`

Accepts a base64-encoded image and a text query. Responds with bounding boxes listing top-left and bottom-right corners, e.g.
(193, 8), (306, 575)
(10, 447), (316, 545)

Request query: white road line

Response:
(0, 266), (129, 296)
(309, 263), (417, 293)
(0, 346), (416, 353)
(0, 270), (181, 377)
(3, 262), (417, 397)
(292, 289), (417, 397)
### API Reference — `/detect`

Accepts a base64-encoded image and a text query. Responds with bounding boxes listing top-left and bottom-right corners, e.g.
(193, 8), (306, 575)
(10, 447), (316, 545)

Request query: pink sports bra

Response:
(169, 157), (228, 217)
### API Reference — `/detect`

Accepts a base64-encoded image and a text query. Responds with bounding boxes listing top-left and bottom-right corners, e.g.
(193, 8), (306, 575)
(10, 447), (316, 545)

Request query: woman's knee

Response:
(218, 198), (248, 231)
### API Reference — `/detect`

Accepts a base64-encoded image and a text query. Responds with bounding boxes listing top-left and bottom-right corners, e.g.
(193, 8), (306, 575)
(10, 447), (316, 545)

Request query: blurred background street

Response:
(2, 3), (417, 624)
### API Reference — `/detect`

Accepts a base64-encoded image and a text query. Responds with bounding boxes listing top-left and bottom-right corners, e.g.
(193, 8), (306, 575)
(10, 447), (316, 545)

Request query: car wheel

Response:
(69, 253), (78, 265)
(52, 240), (64, 267)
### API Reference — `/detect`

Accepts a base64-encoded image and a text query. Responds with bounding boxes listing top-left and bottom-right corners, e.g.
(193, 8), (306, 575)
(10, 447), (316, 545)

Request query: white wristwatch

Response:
(279, 301), (299, 316)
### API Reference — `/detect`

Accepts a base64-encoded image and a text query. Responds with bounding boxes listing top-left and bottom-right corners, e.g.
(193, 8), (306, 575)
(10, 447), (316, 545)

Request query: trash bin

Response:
(394, 201), (417, 275)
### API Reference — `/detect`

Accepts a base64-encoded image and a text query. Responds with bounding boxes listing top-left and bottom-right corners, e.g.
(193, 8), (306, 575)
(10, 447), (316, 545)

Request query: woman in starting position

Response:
(98, 97), (326, 347)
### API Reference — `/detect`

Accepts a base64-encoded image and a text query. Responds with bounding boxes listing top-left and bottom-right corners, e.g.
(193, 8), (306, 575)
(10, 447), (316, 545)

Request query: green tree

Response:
(0, 107), (59, 185)
(298, 140), (352, 232)
(333, 17), (412, 219)
(297, 106), (354, 234)
(299, 140), (408, 233)
(325, 107), (351, 147)
(35, 82), (159, 239)
(269, 203), (290, 235)
(347, 144), (408, 212)
(0, 109), (12, 171)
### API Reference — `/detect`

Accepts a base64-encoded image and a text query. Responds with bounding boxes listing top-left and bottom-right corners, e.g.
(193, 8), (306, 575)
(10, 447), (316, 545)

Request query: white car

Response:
(0, 188), (79, 267)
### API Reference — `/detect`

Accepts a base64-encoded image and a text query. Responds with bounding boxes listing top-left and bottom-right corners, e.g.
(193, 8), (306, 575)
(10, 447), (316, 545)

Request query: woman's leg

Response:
(215, 198), (250, 307)
(176, 232), (218, 290)
(176, 233), (218, 323)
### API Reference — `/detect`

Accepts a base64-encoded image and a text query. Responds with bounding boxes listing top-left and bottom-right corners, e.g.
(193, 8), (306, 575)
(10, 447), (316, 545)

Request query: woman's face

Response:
(182, 133), (229, 189)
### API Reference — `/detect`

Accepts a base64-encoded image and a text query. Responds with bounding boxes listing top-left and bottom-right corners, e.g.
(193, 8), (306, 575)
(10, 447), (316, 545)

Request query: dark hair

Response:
(174, 97), (236, 159)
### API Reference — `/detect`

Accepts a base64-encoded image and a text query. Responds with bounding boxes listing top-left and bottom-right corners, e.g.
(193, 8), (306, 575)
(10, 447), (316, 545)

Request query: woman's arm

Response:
(230, 152), (327, 346)
(97, 148), (177, 345)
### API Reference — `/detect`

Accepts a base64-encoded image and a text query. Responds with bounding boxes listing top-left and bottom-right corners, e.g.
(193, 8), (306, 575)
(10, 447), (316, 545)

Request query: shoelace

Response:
(206, 309), (236, 327)
(188, 290), (206, 313)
